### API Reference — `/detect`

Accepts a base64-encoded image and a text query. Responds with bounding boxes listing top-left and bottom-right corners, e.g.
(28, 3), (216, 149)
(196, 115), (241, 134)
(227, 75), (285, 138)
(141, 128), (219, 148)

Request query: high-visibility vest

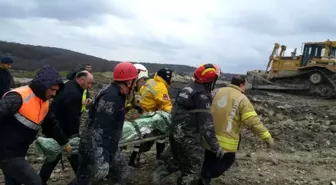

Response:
(81, 89), (87, 112)
(3, 86), (49, 130)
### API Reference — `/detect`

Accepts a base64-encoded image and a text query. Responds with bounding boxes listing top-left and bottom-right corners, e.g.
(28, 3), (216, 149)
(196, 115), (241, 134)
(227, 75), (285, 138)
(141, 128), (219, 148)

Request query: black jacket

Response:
(0, 68), (14, 97)
(81, 83), (126, 163)
(170, 82), (220, 151)
(51, 80), (84, 137)
(0, 66), (68, 158)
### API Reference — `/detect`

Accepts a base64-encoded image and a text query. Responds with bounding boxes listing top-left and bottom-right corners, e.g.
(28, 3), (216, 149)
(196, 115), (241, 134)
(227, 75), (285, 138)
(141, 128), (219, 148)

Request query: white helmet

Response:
(134, 63), (149, 79)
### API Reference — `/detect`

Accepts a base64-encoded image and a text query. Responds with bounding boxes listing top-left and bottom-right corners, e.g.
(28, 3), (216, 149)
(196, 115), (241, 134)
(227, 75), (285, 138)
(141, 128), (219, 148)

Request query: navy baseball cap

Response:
(1, 57), (14, 64)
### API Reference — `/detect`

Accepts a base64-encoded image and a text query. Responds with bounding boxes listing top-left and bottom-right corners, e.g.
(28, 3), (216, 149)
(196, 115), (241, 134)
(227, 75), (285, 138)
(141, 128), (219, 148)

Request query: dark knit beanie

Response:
(157, 68), (173, 84)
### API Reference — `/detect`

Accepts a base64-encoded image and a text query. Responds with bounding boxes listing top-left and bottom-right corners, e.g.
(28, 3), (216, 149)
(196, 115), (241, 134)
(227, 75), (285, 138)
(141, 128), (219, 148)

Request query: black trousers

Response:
(39, 154), (79, 185)
(129, 140), (166, 165)
(199, 149), (236, 185)
(0, 157), (42, 185)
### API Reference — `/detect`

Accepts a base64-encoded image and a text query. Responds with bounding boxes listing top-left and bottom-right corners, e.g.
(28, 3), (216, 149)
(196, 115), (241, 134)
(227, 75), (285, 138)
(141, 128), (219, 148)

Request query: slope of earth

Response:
(1, 80), (336, 185)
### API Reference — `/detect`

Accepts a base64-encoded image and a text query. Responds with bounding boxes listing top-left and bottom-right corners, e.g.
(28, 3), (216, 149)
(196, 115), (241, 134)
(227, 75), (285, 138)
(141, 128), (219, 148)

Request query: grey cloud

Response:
(295, 16), (336, 34)
(0, 0), (135, 21)
(229, 12), (296, 36)
(135, 37), (189, 53)
(221, 0), (336, 37)
(1, 0), (336, 73)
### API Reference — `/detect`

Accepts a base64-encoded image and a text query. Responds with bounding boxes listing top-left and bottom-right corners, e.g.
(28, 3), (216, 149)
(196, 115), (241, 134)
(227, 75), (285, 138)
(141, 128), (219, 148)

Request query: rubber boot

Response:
(197, 177), (211, 185)
(152, 159), (179, 184)
(152, 165), (170, 184)
(128, 151), (140, 168)
(156, 142), (166, 160)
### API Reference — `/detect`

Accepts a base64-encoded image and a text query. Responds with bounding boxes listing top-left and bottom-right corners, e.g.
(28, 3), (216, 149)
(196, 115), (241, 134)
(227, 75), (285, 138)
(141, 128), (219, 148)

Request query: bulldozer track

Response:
(250, 69), (336, 98)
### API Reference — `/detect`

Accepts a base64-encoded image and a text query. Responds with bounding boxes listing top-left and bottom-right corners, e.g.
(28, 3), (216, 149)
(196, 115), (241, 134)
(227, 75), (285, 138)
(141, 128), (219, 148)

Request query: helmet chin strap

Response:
(125, 79), (137, 102)
(211, 76), (218, 90)
(204, 76), (218, 92)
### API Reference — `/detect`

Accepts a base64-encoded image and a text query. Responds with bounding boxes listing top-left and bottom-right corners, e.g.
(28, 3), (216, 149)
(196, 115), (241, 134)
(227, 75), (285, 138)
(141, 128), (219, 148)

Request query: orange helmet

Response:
(194, 64), (220, 84)
(113, 62), (138, 81)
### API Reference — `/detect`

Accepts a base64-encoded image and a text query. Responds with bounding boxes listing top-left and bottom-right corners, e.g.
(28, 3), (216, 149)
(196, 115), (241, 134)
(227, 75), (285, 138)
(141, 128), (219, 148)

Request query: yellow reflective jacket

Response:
(81, 89), (87, 112)
(139, 74), (172, 113)
(208, 84), (272, 152)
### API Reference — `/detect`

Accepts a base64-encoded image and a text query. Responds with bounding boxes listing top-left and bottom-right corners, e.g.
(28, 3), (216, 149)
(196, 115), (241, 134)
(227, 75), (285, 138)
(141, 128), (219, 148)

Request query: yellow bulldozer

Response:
(246, 39), (336, 98)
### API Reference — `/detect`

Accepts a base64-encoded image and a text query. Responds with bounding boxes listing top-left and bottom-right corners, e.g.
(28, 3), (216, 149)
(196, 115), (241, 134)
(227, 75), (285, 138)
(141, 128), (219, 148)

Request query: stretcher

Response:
(34, 110), (171, 161)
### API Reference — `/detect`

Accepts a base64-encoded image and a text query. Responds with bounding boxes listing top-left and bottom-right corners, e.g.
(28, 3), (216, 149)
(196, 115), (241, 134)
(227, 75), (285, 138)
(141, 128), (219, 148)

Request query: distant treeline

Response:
(0, 40), (239, 79)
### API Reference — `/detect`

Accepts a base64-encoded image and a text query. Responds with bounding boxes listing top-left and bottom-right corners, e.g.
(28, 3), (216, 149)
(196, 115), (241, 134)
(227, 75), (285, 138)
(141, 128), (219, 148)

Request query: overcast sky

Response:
(0, 0), (335, 73)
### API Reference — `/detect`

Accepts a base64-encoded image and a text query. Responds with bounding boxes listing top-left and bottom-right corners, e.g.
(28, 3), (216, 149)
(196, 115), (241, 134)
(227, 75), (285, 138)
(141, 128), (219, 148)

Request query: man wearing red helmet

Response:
(69, 62), (138, 185)
(153, 64), (225, 185)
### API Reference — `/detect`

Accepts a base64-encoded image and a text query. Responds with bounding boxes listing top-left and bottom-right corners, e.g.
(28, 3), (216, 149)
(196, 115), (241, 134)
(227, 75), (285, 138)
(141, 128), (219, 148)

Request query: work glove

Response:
(94, 161), (109, 182)
(215, 148), (226, 158)
(62, 143), (72, 157)
(69, 137), (80, 154)
(125, 103), (132, 113)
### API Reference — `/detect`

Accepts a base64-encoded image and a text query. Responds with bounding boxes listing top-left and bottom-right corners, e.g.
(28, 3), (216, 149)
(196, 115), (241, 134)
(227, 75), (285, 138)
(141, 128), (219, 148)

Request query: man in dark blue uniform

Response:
(152, 64), (225, 185)
(69, 62), (139, 185)
(0, 57), (14, 97)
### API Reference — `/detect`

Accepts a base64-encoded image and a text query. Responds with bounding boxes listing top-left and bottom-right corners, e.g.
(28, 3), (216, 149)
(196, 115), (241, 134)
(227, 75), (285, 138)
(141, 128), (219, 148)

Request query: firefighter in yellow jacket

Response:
(128, 68), (173, 167)
(199, 75), (274, 185)
(139, 68), (173, 113)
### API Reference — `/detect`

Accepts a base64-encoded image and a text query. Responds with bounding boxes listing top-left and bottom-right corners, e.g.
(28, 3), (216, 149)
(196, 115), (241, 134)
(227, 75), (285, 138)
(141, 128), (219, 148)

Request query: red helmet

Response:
(194, 63), (220, 83)
(113, 62), (138, 81)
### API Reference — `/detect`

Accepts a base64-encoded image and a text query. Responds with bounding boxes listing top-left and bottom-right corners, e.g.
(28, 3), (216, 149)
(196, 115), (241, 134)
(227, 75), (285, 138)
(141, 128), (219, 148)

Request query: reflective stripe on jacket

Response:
(208, 84), (272, 152)
(139, 74), (172, 113)
(5, 85), (49, 130)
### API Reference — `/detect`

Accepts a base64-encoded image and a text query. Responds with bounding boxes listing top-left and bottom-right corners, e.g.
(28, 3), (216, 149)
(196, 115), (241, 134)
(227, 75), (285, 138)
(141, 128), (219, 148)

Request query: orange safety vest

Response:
(3, 86), (49, 130)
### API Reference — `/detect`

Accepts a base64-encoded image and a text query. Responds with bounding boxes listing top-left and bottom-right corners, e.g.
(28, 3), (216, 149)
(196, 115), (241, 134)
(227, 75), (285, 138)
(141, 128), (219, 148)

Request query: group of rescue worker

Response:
(0, 56), (274, 185)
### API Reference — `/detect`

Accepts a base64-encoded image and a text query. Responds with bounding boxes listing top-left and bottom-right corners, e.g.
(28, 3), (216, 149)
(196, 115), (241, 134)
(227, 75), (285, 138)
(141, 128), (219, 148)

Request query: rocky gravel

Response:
(1, 78), (335, 185)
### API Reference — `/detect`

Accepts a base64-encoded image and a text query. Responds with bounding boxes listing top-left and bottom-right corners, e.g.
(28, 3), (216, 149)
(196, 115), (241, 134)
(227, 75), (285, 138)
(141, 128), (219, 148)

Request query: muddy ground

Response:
(1, 80), (336, 185)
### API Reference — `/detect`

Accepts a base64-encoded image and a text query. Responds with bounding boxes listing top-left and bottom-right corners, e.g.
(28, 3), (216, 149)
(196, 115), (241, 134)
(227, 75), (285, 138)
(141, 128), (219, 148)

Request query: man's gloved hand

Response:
(62, 143), (72, 157)
(125, 103), (132, 113)
(69, 137), (80, 154)
(94, 162), (109, 182)
(215, 148), (226, 158)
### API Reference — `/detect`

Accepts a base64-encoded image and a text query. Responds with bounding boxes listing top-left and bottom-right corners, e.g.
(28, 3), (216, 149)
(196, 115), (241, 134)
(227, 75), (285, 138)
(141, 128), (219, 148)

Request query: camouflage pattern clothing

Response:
(169, 134), (205, 185)
(69, 83), (129, 185)
(153, 82), (221, 185)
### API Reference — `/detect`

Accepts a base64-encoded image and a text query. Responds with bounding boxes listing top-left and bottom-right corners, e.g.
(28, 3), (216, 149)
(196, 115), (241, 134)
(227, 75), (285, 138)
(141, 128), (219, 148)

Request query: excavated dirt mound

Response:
(1, 81), (336, 185)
